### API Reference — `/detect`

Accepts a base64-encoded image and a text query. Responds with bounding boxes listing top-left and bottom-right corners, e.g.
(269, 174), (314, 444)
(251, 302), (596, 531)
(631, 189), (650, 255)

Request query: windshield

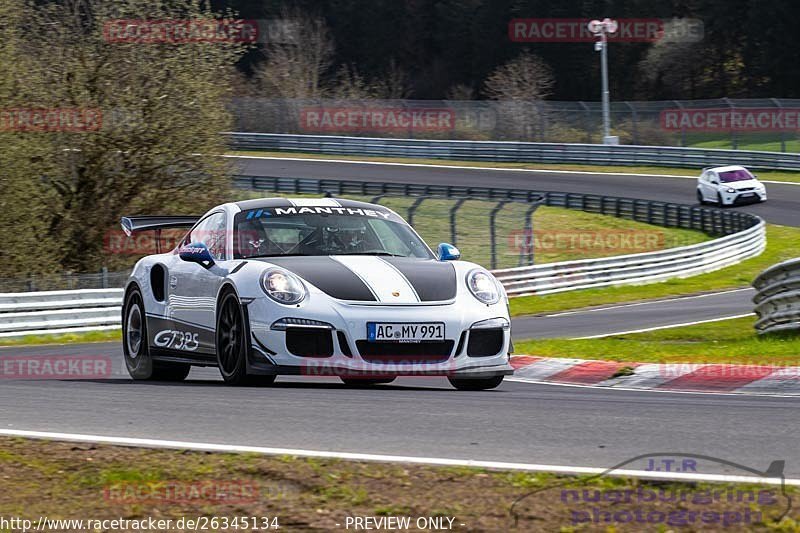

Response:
(719, 169), (755, 183)
(233, 208), (433, 259)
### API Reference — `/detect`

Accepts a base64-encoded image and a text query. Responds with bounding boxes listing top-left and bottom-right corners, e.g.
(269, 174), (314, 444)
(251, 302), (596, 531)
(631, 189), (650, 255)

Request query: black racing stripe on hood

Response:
(382, 258), (457, 301)
(258, 256), (377, 301)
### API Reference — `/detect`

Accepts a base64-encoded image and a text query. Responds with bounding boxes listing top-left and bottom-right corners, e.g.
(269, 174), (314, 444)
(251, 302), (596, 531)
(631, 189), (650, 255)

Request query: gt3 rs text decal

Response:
(153, 329), (199, 351)
(146, 315), (216, 355)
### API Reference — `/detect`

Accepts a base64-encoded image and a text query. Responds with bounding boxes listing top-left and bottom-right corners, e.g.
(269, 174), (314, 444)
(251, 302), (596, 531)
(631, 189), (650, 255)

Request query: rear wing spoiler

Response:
(120, 215), (200, 237)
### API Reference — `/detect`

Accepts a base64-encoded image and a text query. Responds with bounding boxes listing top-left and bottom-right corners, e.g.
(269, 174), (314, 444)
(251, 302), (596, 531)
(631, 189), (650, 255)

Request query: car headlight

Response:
(725, 187), (736, 193)
(467, 269), (500, 305)
(260, 268), (307, 305)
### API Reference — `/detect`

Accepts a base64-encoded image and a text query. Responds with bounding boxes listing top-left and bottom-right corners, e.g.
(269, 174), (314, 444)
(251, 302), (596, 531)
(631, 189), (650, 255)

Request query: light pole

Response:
(588, 18), (618, 145)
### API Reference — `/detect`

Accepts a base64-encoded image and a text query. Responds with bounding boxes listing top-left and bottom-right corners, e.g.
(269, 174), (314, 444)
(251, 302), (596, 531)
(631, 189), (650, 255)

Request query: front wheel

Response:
(448, 376), (504, 391)
(717, 192), (726, 206)
(216, 290), (274, 386)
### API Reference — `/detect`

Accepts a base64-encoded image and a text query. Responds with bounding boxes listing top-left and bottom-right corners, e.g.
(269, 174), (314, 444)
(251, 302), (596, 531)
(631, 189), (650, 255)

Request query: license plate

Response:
(367, 322), (445, 342)
(741, 193), (755, 197)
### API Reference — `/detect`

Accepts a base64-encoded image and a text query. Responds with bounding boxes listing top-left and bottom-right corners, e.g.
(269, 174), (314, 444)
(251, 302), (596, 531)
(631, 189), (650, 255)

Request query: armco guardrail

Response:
(237, 176), (766, 297)
(0, 180), (765, 336)
(0, 289), (122, 337)
(496, 222), (764, 296)
(227, 132), (800, 171)
(753, 259), (800, 335)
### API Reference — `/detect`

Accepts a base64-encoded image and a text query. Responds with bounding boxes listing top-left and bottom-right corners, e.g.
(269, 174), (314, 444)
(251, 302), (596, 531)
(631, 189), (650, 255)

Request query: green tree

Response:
(2, 0), (248, 276)
(0, 0), (64, 280)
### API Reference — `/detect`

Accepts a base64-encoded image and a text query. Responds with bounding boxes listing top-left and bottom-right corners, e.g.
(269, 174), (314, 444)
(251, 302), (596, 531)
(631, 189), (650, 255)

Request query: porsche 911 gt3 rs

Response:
(120, 197), (514, 390)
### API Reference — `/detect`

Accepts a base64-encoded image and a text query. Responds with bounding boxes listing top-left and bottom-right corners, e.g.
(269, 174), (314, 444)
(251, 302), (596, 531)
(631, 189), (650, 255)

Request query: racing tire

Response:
(340, 377), (396, 387)
(696, 189), (706, 205)
(216, 289), (275, 386)
(122, 287), (190, 381)
(448, 376), (504, 391)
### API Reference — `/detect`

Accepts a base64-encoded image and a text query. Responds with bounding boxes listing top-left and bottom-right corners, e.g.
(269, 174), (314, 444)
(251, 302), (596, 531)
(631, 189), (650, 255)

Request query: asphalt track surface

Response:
(1, 342), (799, 477)
(232, 156), (800, 226)
(3, 159), (799, 477)
(511, 288), (756, 339)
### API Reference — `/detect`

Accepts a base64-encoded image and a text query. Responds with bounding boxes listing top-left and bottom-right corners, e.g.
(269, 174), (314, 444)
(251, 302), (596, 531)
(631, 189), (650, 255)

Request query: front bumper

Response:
(720, 190), (767, 205)
(244, 296), (514, 378)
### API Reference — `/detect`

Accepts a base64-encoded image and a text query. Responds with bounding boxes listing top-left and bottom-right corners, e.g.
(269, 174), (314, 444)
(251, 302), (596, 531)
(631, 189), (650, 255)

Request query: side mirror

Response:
(179, 242), (215, 268)
(711, 180), (719, 185)
(437, 243), (461, 261)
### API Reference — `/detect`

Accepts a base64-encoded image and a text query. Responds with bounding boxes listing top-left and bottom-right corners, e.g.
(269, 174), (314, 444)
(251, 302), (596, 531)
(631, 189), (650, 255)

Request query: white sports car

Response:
(696, 165), (767, 206)
(120, 197), (513, 390)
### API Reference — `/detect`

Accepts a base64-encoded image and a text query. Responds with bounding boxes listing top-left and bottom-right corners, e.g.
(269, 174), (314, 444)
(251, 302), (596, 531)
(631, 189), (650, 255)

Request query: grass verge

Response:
(509, 224), (799, 317)
(515, 316), (800, 365)
(0, 437), (796, 531)
(228, 149), (800, 184)
(0, 329), (120, 348)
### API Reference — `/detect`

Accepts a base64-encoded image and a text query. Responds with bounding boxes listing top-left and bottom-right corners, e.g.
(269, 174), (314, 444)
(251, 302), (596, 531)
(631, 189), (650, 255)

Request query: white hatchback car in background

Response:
(697, 165), (767, 206)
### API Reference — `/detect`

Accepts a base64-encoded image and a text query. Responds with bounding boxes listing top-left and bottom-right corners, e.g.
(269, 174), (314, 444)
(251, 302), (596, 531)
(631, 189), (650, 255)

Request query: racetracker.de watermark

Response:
(508, 229), (666, 256)
(0, 355), (112, 380)
(104, 480), (265, 505)
(102, 19), (260, 43)
(509, 18), (704, 43)
(0, 108), (102, 132)
(659, 362), (800, 380)
(300, 360), (460, 378)
(661, 108), (800, 132)
(299, 107), (456, 134)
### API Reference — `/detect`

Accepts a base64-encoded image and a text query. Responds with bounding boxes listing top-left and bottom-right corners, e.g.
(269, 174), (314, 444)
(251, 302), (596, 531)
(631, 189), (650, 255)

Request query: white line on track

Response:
(543, 288), (754, 318)
(1, 429), (796, 485)
(571, 313), (755, 339)
(224, 154), (800, 186)
(505, 376), (800, 398)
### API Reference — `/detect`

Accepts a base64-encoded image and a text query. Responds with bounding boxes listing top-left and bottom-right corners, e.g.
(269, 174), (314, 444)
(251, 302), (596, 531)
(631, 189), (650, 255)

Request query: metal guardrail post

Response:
(449, 198), (467, 246)
(489, 201), (508, 270)
(523, 200), (544, 266)
(673, 100), (686, 147)
(771, 98), (786, 153)
(407, 197), (426, 227)
(724, 98), (738, 150)
(625, 102), (638, 144)
(578, 101), (592, 143)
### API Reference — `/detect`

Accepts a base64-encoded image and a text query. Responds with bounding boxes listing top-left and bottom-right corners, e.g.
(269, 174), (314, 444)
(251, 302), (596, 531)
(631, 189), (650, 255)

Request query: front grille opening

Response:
(467, 329), (504, 357)
(356, 340), (454, 364)
(286, 327), (333, 358)
(337, 331), (353, 357)
(454, 331), (467, 356)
